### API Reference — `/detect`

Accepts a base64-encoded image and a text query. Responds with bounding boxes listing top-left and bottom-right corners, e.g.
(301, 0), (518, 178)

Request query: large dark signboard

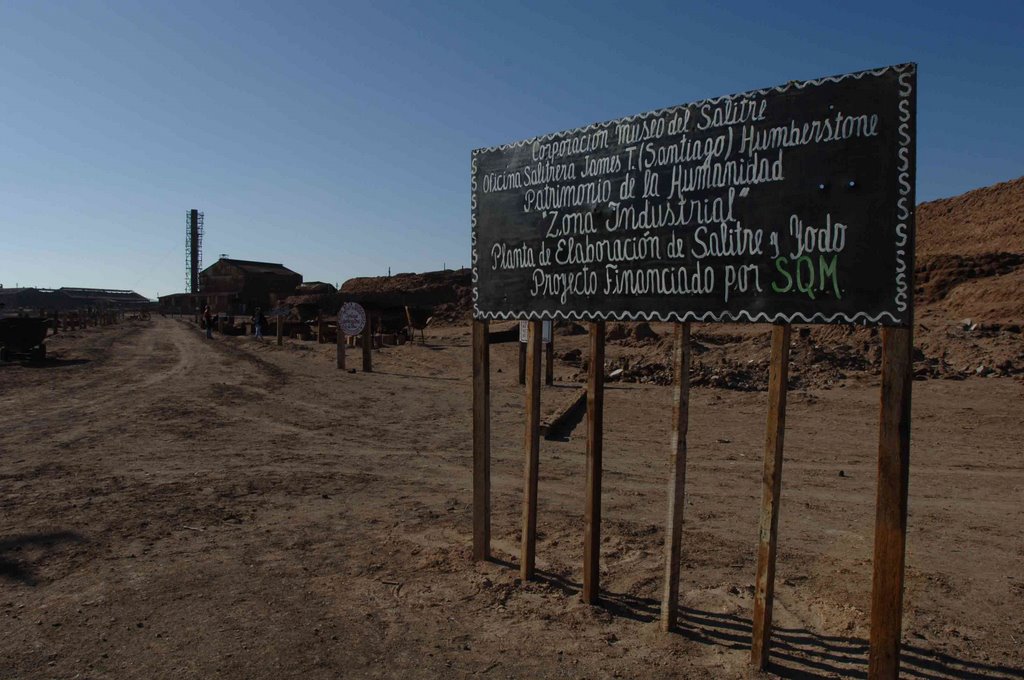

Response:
(472, 64), (916, 326)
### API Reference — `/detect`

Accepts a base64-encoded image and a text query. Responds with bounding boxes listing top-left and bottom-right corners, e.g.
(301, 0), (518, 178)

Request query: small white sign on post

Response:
(520, 319), (553, 343)
(338, 302), (367, 336)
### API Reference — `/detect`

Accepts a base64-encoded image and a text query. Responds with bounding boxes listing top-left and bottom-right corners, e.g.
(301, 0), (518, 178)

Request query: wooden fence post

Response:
(276, 316), (283, 346)
(520, 320), (543, 580)
(661, 322), (692, 631)
(583, 321), (605, 604)
(337, 325), (345, 370)
(362, 316), (373, 372)
(868, 326), (913, 679)
(473, 319), (491, 561)
(751, 323), (792, 669)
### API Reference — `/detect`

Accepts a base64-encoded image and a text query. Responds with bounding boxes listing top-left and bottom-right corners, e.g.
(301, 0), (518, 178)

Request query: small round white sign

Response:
(338, 302), (366, 336)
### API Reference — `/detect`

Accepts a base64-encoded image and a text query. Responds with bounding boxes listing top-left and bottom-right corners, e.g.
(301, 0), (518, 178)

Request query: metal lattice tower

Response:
(185, 209), (204, 293)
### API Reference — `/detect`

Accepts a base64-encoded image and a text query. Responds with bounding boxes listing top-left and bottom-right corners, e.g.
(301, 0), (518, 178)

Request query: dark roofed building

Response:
(198, 258), (302, 314)
(0, 286), (149, 313)
(282, 282), (338, 321)
(0, 288), (70, 313)
(158, 292), (197, 315)
(58, 288), (151, 308)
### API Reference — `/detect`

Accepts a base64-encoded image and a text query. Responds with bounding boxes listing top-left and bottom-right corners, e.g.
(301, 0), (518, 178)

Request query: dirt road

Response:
(2, 317), (1022, 678)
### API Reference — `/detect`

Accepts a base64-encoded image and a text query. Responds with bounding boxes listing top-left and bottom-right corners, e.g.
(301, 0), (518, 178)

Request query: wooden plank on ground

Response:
(538, 387), (587, 439)
(487, 326), (518, 344)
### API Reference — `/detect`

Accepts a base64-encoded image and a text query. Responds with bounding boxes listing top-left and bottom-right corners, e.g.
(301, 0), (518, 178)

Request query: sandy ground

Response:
(1, 317), (1022, 679)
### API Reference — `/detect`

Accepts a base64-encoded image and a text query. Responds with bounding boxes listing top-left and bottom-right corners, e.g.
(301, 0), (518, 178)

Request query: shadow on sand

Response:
(485, 559), (1024, 679)
(371, 370), (462, 382)
(0, 531), (87, 586)
(20, 358), (91, 369)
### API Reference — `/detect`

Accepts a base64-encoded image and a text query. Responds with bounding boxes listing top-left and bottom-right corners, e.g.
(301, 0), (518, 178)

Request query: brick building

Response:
(197, 258), (302, 314)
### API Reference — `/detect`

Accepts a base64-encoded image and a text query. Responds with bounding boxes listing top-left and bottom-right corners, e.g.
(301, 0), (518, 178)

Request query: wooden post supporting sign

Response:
(520, 320), (542, 580)
(751, 323), (792, 669)
(868, 326), (914, 679)
(660, 322), (691, 631)
(472, 319), (491, 561)
(469, 64), (917, 672)
(338, 302), (366, 370)
(582, 321), (605, 604)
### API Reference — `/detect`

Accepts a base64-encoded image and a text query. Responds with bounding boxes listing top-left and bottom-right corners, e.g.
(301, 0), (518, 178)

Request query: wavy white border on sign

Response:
(894, 65), (915, 317)
(475, 309), (901, 325)
(470, 63), (916, 326)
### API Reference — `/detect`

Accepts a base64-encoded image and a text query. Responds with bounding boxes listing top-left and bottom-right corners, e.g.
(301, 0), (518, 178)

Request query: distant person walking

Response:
(203, 305), (213, 339)
(253, 307), (266, 340)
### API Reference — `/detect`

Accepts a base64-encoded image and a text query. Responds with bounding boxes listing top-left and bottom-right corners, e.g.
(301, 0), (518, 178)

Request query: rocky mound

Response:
(915, 176), (1024, 324)
(916, 176), (1024, 258)
(339, 268), (472, 323)
(557, 176), (1024, 389)
(338, 178), (1022, 387)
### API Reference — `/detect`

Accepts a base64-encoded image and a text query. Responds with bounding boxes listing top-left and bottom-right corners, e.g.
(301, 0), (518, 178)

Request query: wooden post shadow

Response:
(751, 323), (792, 669)
(660, 322), (691, 631)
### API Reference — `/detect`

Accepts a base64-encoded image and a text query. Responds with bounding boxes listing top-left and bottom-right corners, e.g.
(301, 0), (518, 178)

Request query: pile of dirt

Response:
(613, 177), (1024, 389)
(563, 315), (1021, 390)
(916, 176), (1024, 258)
(606, 322), (661, 344)
(914, 177), (1024, 326)
(910, 176), (1024, 380)
(342, 178), (1023, 386)
(593, 326), (876, 390)
(338, 268), (472, 324)
(916, 253), (1023, 305)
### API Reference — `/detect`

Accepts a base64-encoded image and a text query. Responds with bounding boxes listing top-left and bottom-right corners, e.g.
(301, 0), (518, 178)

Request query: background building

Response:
(197, 258), (302, 314)
(0, 286), (149, 313)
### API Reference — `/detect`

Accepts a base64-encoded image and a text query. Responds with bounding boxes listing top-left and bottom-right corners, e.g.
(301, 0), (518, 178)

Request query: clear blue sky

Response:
(2, 1), (1021, 299)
